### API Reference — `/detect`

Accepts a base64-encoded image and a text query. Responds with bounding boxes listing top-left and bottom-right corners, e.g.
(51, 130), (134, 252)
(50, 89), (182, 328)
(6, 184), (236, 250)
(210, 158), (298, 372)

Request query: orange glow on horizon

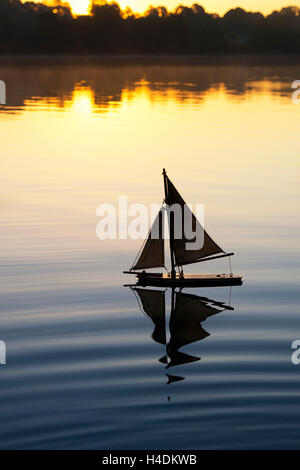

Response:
(67, 0), (90, 15)
(27, 1), (299, 16)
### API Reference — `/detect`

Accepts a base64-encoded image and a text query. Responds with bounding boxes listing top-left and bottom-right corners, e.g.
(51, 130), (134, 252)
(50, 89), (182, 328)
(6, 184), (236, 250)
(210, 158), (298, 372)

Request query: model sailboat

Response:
(124, 169), (242, 287)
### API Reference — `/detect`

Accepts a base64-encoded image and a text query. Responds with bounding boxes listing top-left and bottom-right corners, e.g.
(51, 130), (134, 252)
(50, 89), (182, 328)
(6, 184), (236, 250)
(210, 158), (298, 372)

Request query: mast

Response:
(166, 286), (176, 368)
(171, 286), (175, 315)
(163, 169), (176, 279)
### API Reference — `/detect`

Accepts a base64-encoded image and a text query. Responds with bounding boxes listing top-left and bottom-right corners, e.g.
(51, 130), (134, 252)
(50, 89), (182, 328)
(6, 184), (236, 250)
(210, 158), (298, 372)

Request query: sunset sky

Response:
(61, 1), (298, 15)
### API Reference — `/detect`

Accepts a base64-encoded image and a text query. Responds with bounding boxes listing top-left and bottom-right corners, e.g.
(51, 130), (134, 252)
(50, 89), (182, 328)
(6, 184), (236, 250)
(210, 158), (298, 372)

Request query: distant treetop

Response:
(0, 0), (300, 53)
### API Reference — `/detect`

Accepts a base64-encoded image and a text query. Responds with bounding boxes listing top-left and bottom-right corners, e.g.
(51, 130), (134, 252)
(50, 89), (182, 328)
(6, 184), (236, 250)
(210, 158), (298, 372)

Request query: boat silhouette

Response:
(129, 286), (234, 384)
(124, 169), (243, 288)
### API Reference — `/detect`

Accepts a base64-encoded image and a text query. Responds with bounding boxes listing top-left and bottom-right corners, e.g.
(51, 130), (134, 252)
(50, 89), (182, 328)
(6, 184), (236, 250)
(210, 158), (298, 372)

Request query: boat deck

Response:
(161, 273), (239, 280)
(124, 271), (243, 288)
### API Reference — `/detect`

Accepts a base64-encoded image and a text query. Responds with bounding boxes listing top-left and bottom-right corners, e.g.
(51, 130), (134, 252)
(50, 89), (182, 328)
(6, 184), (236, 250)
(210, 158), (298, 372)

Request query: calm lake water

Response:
(0, 57), (300, 449)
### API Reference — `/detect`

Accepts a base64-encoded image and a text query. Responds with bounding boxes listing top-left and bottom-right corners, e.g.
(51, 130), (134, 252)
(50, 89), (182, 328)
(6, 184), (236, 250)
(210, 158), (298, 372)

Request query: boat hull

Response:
(124, 272), (243, 288)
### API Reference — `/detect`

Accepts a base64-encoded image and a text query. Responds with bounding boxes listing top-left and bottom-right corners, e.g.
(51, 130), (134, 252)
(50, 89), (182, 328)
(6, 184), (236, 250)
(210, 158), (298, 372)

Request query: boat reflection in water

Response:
(129, 286), (234, 385)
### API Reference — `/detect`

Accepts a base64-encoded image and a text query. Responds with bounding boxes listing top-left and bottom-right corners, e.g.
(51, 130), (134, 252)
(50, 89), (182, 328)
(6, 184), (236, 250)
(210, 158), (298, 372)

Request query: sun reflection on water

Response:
(70, 85), (95, 114)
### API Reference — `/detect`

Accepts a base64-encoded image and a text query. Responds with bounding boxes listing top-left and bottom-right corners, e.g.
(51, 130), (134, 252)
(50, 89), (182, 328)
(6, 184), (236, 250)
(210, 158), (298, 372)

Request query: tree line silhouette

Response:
(0, 0), (300, 54)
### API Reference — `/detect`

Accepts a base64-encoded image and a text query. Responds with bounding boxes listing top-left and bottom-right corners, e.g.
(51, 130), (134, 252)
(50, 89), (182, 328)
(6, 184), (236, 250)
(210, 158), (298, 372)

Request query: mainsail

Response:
(166, 292), (224, 368)
(166, 293), (226, 368)
(175, 292), (225, 323)
(165, 175), (224, 266)
(132, 209), (165, 271)
(168, 293), (211, 351)
(166, 349), (200, 369)
(166, 374), (185, 384)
